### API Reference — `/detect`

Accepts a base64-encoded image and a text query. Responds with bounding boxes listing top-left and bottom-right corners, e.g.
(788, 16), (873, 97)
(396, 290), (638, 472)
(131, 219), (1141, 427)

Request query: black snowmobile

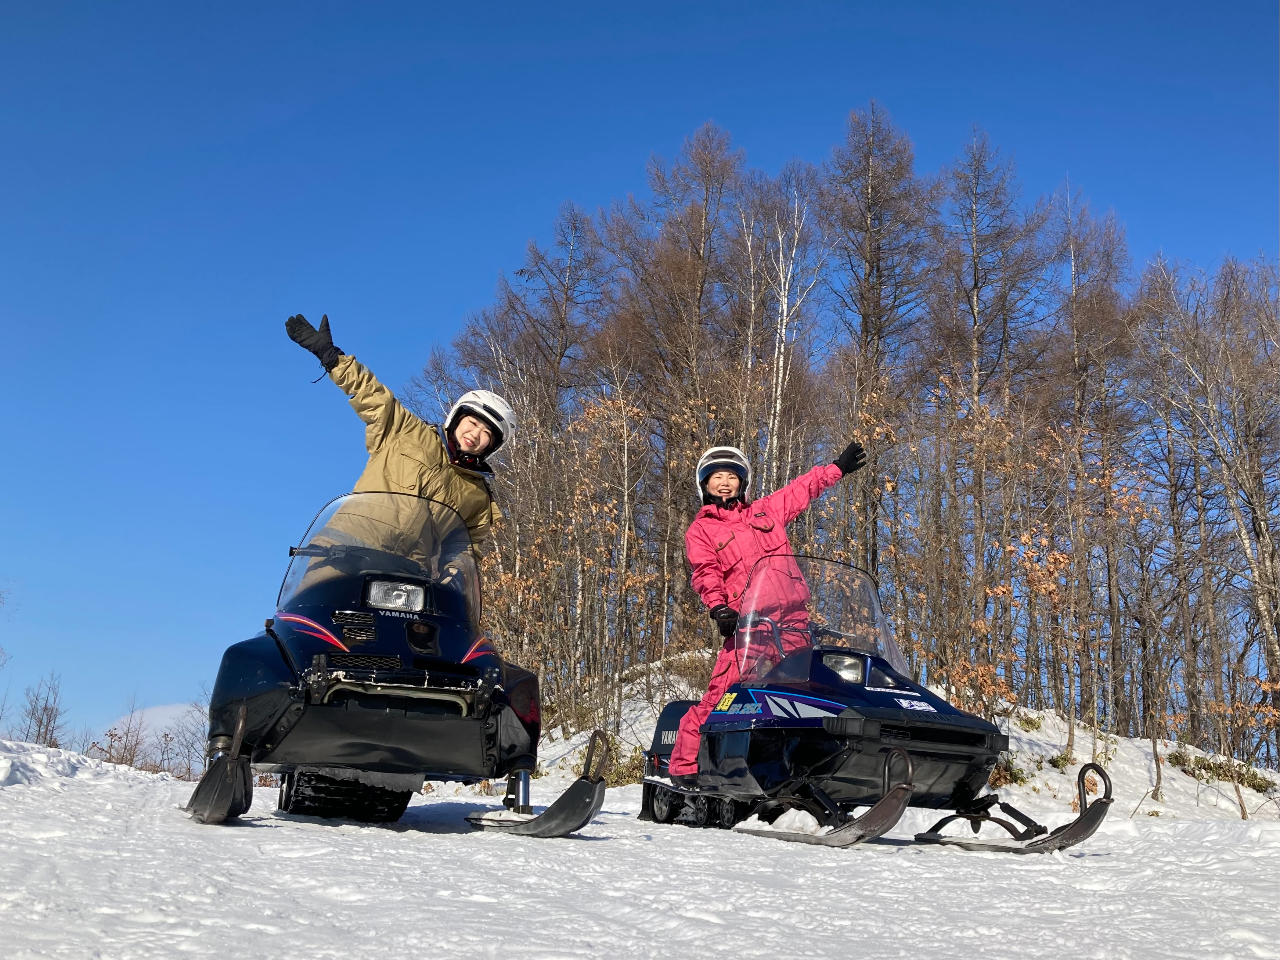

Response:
(641, 555), (1112, 853)
(186, 491), (608, 836)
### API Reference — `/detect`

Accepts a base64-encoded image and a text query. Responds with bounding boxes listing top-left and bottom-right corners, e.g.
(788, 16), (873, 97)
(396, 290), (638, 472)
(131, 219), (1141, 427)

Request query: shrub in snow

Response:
(1166, 748), (1277, 794)
(988, 754), (1030, 788)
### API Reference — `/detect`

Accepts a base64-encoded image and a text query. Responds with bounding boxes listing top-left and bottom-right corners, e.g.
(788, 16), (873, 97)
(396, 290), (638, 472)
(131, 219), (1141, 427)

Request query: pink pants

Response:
(667, 639), (741, 776)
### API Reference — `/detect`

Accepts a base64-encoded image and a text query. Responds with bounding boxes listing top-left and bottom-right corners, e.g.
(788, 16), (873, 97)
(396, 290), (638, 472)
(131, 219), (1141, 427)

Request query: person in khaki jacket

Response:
(285, 314), (512, 546)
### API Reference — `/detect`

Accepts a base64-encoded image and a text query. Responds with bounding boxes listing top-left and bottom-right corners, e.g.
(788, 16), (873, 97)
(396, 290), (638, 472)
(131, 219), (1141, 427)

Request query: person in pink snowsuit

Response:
(667, 440), (868, 781)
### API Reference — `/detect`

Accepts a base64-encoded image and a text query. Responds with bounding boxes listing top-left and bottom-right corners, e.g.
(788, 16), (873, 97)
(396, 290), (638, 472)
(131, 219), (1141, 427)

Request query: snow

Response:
(3, 716), (1279, 960)
(738, 808), (828, 836)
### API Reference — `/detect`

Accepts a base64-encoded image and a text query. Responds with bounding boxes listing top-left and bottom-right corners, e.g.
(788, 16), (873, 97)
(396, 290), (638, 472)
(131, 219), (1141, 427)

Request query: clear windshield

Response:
(277, 492), (480, 628)
(735, 555), (908, 683)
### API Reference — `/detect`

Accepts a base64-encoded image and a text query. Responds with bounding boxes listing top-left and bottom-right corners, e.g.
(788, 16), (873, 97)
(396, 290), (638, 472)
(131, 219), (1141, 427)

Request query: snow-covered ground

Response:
(3, 716), (1278, 960)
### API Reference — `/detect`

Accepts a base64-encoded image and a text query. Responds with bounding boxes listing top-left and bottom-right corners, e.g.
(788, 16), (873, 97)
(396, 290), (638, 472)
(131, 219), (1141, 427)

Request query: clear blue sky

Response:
(1, 2), (1275, 736)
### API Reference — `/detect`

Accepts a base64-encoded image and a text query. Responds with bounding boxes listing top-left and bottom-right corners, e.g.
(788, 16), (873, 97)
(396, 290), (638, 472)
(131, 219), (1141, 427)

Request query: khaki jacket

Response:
(329, 355), (500, 545)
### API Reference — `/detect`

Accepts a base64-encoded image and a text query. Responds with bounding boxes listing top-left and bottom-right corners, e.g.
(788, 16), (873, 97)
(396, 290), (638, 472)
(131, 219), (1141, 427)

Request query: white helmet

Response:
(695, 446), (751, 502)
(446, 389), (516, 456)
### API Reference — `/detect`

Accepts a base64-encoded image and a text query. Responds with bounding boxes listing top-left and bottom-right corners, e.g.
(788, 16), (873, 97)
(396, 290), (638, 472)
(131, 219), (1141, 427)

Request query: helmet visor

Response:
(697, 460), (748, 488)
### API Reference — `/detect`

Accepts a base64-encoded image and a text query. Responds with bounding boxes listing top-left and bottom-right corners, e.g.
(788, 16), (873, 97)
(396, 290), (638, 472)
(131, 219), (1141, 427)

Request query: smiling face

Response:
(706, 469), (741, 500)
(454, 414), (494, 455)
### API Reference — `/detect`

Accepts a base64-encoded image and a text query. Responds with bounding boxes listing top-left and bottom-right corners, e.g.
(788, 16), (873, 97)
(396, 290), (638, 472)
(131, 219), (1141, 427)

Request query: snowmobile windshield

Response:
(735, 555), (909, 683)
(277, 492), (480, 629)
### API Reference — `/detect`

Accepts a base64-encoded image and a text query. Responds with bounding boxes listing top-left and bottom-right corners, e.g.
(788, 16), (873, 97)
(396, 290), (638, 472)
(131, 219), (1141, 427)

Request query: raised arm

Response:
(758, 463), (843, 524)
(328, 354), (430, 456)
(758, 440), (867, 524)
(286, 314), (435, 457)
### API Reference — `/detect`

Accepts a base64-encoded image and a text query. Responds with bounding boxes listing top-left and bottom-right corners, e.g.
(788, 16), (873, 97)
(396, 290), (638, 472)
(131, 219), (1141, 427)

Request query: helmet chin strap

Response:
(707, 495), (747, 508)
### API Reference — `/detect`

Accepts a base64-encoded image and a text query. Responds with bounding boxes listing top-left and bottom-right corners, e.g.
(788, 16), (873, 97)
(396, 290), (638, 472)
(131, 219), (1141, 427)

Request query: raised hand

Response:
(834, 439), (867, 476)
(285, 314), (343, 371)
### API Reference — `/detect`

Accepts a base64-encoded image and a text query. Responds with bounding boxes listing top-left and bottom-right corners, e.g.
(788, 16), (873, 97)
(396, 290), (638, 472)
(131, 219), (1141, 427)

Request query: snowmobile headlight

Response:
(823, 653), (865, 685)
(366, 580), (426, 613)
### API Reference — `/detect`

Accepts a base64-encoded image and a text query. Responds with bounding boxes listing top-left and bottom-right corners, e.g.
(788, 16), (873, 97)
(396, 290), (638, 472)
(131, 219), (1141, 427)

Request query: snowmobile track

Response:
(278, 769), (413, 823)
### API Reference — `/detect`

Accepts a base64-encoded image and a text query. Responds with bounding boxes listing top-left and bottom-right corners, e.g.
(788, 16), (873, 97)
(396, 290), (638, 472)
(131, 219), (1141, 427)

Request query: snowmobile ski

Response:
(733, 747), (914, 847)
(185, 706), (253, 825)
(466, 731), (610, 837)
(915, 762), (1113, 854)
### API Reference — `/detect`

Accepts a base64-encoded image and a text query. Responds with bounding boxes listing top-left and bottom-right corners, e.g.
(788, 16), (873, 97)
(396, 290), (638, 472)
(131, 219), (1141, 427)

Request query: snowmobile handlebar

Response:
(289, 544), (332, 558)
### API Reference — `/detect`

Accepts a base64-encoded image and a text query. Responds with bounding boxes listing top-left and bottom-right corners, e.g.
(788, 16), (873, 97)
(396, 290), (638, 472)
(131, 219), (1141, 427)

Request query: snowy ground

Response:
(3, 720), (1278, 960)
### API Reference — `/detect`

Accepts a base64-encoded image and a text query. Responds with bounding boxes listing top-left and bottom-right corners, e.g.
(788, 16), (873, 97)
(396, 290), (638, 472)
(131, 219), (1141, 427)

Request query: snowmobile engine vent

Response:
(329, 655), (401, 671)
(341, 626), (377, 645)
(881, 724), (987, 748)
(333, 610), (376, 626)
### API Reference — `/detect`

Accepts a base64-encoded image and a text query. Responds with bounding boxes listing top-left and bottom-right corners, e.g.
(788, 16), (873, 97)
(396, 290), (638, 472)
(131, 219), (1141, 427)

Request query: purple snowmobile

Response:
(641, 556), (1113, 853)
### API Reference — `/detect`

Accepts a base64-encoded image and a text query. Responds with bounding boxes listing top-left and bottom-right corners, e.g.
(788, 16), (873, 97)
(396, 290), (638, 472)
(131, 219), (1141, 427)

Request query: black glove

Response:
(709, 604), (739, 638)
(833, 439), (867, 476)
(286, 314), (343, 371)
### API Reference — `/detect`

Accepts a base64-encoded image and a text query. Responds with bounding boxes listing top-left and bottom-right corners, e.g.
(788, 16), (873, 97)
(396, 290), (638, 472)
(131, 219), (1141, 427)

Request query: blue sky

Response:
(1, 1), (1275, 735)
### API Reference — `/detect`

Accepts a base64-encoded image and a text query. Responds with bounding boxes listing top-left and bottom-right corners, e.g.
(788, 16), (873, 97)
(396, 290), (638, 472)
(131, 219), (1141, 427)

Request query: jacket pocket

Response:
(714, 531), (743, 569)
(389, 449), (432, 492)
(749, 510), (789, 553)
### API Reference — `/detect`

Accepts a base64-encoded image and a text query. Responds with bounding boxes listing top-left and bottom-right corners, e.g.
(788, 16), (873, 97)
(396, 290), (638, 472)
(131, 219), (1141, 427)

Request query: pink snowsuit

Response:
(667, 463), (844, 776)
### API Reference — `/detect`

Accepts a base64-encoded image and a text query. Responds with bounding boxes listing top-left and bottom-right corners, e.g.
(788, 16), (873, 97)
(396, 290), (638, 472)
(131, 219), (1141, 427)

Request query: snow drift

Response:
(2, 715), (1278, 959)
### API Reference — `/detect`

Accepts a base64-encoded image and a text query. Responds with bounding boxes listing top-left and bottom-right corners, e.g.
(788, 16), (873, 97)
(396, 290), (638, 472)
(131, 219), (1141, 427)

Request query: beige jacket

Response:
(329, 355), (500, 544)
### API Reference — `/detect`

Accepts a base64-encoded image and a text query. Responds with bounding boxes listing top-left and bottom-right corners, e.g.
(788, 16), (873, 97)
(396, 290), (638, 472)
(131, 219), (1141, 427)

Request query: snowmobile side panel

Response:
(499, 661), (541, 757)
(207, 635), (296, 746)
(467, 731), (611, 837)
(649, 701), (696, 758)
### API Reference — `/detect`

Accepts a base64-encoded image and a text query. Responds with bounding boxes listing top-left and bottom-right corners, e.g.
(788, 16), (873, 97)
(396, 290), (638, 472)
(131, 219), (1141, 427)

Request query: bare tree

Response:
(17, 672), (68, 747)
(159, 696), (210, 780)
(821, 101), (933, 575)
(90, 696), (150, 767)
(64, 725), (96, 754)
(407, 114), (1280, 799)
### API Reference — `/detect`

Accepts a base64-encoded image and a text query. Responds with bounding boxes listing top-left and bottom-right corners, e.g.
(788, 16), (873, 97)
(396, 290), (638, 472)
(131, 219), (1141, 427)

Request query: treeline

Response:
(411, 104), (1279, 777)
(0, 668), (208, 780)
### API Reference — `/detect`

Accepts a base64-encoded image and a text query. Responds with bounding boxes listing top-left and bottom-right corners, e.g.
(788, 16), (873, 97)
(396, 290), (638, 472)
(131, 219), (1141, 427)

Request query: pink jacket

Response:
(685, 463), (843, 613)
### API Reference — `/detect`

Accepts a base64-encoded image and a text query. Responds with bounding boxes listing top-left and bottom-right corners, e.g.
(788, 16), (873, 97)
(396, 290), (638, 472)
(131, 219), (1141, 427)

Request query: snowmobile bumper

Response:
(207, 636), (538, 784)
(253, 698), (495, 779)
